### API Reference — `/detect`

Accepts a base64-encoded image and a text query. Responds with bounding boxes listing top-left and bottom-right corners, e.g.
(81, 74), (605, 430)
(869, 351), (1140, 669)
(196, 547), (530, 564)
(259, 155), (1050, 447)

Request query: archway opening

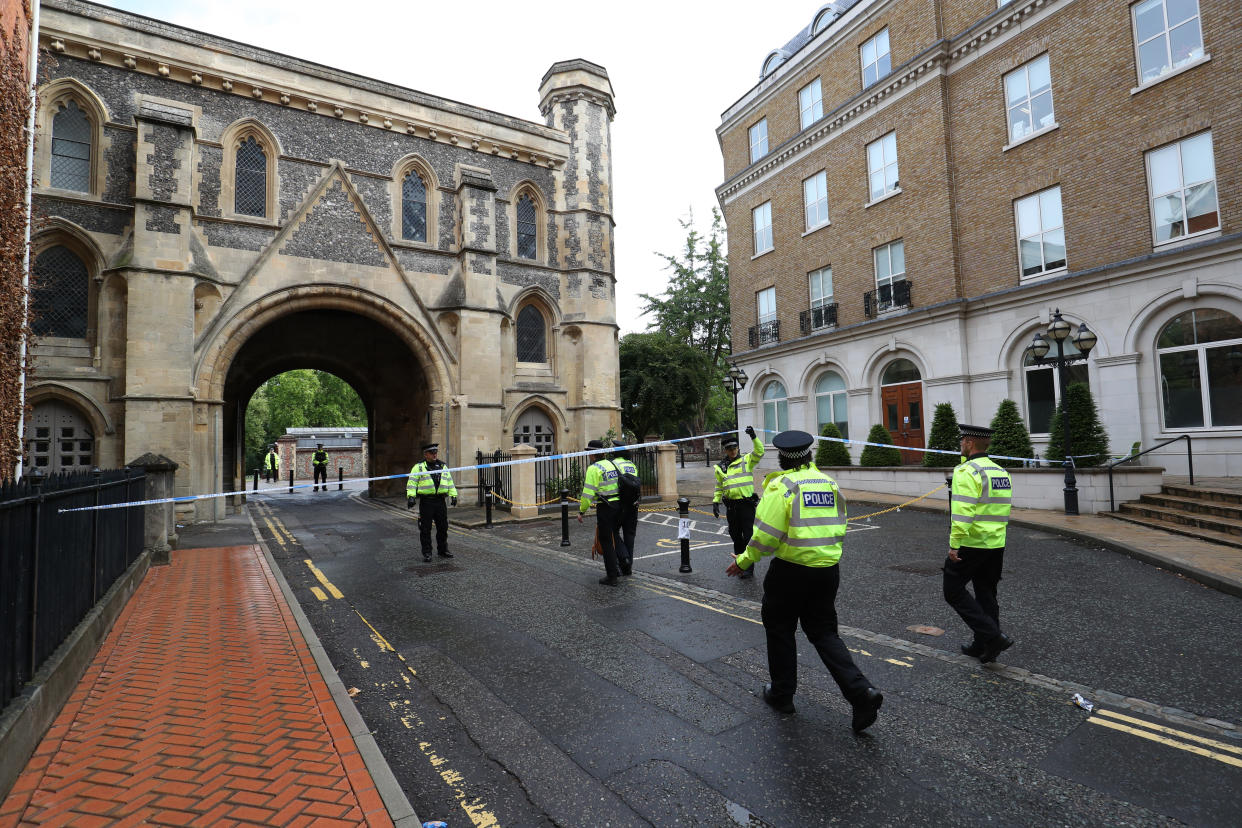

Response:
(222, 308), (435, 498)
(244, 369), (368, 479)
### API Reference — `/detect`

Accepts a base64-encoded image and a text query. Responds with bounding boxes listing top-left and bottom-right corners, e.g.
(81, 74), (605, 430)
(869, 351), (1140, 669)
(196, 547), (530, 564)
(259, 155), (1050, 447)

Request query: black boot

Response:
(851, 688), (884, 733)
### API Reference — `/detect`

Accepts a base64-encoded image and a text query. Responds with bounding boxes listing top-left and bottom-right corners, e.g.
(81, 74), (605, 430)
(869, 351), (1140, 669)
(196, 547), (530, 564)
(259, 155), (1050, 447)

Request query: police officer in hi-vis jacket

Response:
(727, 429), (883, 733)
(407, 443), (457, 562)
(945, 423), (1014, 664)
(712, 426), (765, 579)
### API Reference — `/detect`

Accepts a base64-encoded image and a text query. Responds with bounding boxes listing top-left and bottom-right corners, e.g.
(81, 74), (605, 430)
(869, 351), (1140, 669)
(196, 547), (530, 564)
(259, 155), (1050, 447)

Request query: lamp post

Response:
(724, 362), (748, 434)
(1028, 308), (1097, 515)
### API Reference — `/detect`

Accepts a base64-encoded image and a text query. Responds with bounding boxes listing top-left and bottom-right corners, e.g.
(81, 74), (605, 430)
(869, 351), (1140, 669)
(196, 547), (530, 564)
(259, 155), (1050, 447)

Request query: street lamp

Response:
(1028, 308), (1097, 515)
(724, 362), (748, 434)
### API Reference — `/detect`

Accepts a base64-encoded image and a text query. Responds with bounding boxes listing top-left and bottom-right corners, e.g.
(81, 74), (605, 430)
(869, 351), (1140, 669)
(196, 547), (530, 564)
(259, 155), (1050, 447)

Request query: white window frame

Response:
(866, 132), (899, 203)
(803, 171), (829, 231)
(1145, 131), (1219, 247)
(861, 28), (891, 89)
(799, 79), (824, 130)
(873, 239), (905, 297)
(1014, 186), (1066, 280)
(1023, 339), (1090, 435)
(762, 380), (789, 435)
(749, 118), (769, 164)
(808, 267), (833, 329)
(752, 201), (774, 256)
(757, 286), (776, 326)
(814, 371), (848, 440)
(1155, 310), (1242, 432)
(1003, 54), (1055, 145)
(1131, 0), (1205, 87)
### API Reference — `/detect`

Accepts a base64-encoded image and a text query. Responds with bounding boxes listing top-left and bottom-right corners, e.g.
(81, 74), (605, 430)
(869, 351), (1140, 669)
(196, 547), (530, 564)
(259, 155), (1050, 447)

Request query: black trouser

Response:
(313, 464), (327, 490)
(724, 496), (757, 557)
(266, 466), (278, 483)
(761, 557), (872, 704)
(418, 495), (449, 557)
(595, 501), (622, 578)
(613, 502), (637, 573)
(943, 546), (1004, 643)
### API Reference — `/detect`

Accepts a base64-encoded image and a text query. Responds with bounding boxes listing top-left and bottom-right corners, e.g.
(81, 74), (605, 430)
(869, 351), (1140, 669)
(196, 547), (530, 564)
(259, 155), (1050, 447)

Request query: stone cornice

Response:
(41, 2), (569, 170)
(1095, 353), (1142, 368)
(539, 88), (616, 120)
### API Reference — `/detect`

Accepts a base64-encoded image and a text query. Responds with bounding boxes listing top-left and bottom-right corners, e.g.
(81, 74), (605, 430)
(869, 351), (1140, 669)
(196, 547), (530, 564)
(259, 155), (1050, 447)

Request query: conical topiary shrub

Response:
(922, 402), (961, 467)
(1045, 382), (1111, 466)
(860, 424), (903, 466)
(815, 422), (851, 467)
(989, 398), (1035, 468)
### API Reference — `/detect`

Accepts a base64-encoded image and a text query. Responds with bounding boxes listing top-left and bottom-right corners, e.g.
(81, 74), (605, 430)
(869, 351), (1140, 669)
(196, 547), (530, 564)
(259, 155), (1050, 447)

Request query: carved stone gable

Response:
(279, 179), (388, 268)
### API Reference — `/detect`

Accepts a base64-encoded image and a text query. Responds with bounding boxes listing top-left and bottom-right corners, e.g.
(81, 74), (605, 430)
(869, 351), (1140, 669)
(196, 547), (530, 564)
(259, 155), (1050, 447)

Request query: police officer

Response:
(609, 442), (641, 576)
(945, 424), (1014, 663)
(712, 426), (765, 579)
(312, 442), (329, 492)
(407, 443), (457, 562)
(727, 429), (883, 732)
(264, 445), (280, 483)
(577, 439), (626, 586)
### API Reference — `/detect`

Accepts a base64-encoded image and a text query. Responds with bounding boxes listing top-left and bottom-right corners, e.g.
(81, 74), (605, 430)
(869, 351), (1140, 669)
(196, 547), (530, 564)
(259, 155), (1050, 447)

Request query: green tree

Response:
(815, 422), (851, 467)
(618, 333), (713, 438)
(641, 209), (731, 433)
(922, 402), (961, 467)
(1044, 382), (1111, 466)
(243, 370), (367, 472)
(859, 424), (903, 467)
(989, 398), (1035, 468)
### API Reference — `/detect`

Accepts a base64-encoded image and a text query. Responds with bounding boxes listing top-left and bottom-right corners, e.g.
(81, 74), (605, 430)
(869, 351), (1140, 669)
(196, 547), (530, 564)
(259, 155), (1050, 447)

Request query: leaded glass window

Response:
(516, 305), (546, 363)
(32, 245), (89, 338)
(235, 137), (267, 217)
(51, 100), (91, 192)
(517, 194), (537, 260)
(402, 171), (428, 242)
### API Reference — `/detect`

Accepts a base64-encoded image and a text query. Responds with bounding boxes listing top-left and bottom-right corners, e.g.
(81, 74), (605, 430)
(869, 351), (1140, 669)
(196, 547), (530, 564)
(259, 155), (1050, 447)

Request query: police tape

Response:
(55, 430), (740, 514)
(753, 427), (1095, 466)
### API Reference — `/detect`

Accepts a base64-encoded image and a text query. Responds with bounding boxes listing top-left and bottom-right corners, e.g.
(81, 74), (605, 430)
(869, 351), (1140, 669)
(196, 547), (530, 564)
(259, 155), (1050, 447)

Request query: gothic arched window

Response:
(516, 304), (547, 363)
(32, 245), (89, 338)
(51, 100), (92, 192)
(235, 136), (268, 217)
(402, 170), (428, 242)
(516, 193), (538, 260)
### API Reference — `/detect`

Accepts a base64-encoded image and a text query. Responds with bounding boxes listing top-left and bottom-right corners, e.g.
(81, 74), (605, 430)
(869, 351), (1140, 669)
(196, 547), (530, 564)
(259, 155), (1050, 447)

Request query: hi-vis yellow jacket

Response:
(579, 458), (638, 512)
(713, 437), (765, 502)
(736, 466), (847, 570)
(407, 461), (457, 498)
(949, 454), (1013, 550)
(265, 450), (280, 471)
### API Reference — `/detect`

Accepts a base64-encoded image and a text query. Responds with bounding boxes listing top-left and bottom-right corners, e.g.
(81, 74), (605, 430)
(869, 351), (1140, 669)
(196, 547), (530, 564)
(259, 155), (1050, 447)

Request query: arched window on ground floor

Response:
(1023, 339), (1089, 434)
(814, 370), (848, 440)
(1157, 308), (1242, 429)
(25, 399), (95, 474)
(762, 380), (788, 435)
(514, 407), (555, 454)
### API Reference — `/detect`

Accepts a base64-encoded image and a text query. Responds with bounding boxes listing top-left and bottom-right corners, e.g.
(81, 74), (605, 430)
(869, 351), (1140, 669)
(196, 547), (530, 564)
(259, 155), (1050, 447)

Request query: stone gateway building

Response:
(25, 0), (621, 516)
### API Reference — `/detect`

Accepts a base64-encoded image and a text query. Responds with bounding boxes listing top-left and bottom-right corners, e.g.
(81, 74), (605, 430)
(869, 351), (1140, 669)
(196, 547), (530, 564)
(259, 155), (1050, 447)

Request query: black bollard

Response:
(679, 449), (685, 469)
(484, 483), (493, 528)
(705, 449), (710, 468)
(338, 467), (344, 491)
(560, 487), (571, 547)
(252, 469), (259, 491)
(678, 496), (692, 573)
(288, 469), (294, 494)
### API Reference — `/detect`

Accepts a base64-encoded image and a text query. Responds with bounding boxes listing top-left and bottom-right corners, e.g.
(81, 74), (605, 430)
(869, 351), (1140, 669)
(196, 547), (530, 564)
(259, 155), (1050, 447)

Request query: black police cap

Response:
(772, 430), (815, 455)
(422, 443), (439, 452)
(959, 424), (994, 439)
(721, 437), (740, 449)
(587, 439), (605, 449)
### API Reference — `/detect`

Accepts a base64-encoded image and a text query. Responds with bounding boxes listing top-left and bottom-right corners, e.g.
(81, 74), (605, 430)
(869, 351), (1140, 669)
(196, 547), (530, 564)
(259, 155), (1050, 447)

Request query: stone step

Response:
(1105, 511), (1242, 551)
(1162, 485), (1242, 506)
(1140, 493), (1242, 521)
(1117, 502), (1242, 537)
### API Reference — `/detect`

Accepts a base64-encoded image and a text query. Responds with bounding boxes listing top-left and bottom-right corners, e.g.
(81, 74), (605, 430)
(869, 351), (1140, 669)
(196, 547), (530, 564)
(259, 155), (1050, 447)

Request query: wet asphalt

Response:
(187, 490), (1242, 827)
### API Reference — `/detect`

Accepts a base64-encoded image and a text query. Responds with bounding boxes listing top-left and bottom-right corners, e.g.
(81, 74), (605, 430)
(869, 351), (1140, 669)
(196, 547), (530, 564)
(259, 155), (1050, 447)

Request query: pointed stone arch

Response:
(390, 153), (439, 245)
(504, 396), (569, 442)
(36, 78), (110, 195)
(220, 118), (281, 219)
(507, 179), (548, 263)
(30, 220), (106, 343)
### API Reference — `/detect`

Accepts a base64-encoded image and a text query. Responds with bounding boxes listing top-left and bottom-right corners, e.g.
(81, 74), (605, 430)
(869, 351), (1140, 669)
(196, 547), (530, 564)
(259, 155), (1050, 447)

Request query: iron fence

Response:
(535, 454), (585, 505)
(476, 450), (513, 512)
(0, 468), (145, 712)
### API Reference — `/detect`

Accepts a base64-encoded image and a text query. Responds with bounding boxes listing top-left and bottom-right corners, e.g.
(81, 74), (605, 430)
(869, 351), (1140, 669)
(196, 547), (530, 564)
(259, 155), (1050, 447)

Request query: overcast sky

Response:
(94, 0), (821, 332)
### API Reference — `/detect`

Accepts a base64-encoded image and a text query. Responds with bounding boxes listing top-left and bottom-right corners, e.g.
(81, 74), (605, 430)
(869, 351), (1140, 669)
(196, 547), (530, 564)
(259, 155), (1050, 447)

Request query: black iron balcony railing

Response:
(748, 319), (780, 347)
(864, 279), (912, 319)
(800, 303), (837, 335)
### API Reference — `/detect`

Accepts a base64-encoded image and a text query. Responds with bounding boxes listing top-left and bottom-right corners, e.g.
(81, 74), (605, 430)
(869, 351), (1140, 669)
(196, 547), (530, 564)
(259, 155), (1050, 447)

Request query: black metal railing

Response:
(1, 468), (145, 711)
(1107, 434), (1193, 512)
(536, 453), (585, 505)
(476, 450), (513, 512)
(864, 279), (912, 318)
(800, 303), (837, 335)
(748, 320), (780, 348)
(630, 446), (660, 498)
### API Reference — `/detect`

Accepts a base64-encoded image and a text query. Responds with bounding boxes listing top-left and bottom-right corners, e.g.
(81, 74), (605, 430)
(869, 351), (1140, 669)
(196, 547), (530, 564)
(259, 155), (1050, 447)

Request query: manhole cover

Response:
(888, 563), (941, 576)
(404, 563), (463, 575)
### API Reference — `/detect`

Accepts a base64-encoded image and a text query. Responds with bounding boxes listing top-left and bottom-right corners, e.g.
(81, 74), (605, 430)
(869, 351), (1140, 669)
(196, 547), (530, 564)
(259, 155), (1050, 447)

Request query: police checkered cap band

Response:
(778, 447), (812, 460)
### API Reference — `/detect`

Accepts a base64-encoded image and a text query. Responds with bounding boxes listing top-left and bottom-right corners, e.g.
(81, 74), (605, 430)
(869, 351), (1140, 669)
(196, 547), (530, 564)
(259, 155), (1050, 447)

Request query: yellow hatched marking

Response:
(303, 559), (344, 599)
(272, 516), (296, 544)
(884, 658), (913, 668)
(309, 586), (328, 601)
(1096, 709), (1242, 755)
(262, 516), (285, 547)
(1087, 717), (1242, 768)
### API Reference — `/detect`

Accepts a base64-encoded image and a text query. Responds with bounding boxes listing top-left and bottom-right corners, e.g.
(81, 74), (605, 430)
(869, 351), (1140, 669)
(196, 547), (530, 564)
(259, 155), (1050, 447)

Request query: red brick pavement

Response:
(0, 546), (394, 828)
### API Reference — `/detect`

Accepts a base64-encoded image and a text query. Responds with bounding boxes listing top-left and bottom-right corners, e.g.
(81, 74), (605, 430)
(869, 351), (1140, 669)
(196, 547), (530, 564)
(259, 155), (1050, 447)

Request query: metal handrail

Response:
(1107, 434), (1193, 512)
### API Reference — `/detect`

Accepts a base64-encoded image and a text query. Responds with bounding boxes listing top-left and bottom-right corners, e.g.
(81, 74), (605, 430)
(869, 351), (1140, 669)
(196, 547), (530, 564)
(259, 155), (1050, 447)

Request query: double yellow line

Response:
(1088, 709), (1242, 767)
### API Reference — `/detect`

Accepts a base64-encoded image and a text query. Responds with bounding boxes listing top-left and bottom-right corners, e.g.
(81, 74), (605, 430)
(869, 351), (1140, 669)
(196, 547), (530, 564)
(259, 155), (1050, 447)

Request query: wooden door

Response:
(881, 382), (924, 464)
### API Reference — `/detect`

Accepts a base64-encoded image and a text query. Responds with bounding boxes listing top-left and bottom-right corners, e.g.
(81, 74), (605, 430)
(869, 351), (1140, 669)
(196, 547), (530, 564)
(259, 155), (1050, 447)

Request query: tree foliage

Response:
(859, 424), (903, 467)
(1044, 382), (1111, 466)
(618, 333), (714, 439)
(639, 209), (731, 434)
(989, 398), (1035, 468)
(815, 422), (851, 467)
(922, 402), (961, 467)
(243, 370), (367, 472)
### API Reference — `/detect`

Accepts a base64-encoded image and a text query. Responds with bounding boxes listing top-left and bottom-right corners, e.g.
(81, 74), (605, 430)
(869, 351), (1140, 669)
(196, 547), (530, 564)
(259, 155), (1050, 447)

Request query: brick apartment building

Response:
(717, 0), (1241, 476)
